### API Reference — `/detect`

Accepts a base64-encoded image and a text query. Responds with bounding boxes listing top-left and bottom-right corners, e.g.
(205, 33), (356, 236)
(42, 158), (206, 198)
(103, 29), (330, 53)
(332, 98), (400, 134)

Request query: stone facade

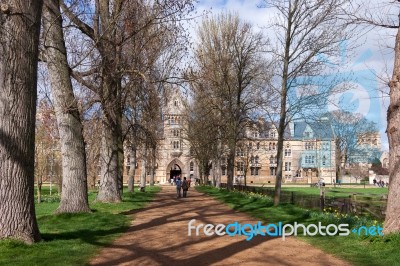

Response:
(123, 91), (336, 185)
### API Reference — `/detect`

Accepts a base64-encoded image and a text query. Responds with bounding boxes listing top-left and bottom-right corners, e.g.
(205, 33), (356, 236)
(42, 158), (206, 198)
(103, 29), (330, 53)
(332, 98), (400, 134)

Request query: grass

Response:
(197, 186), (400, 266)
(0, 186), (161, 266)
(278, 187), (388, 198)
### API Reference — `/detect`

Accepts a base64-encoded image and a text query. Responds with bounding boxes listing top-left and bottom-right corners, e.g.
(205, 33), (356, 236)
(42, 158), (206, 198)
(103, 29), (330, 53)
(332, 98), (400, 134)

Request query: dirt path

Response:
(90, 186), (352, 266)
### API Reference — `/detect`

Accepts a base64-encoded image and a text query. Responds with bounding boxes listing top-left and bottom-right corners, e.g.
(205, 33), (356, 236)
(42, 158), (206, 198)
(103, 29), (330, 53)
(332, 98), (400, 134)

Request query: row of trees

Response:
(0, 0), (399, 244)
(0, 0), (195, 243)
(184, 0), (400, 235)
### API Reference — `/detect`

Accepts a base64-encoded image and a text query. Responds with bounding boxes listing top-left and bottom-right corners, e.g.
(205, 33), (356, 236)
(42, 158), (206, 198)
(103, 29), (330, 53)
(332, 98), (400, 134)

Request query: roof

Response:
(292, 120), (334, 140)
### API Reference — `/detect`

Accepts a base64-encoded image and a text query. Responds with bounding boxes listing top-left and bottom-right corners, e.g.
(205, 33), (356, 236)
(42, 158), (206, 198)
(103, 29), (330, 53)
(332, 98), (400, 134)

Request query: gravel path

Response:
(90, 186), (352, 266)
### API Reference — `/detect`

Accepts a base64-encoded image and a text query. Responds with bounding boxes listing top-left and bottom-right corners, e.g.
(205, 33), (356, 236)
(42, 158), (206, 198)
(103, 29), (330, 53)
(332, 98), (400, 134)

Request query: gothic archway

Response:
(166, 159), (185, 182)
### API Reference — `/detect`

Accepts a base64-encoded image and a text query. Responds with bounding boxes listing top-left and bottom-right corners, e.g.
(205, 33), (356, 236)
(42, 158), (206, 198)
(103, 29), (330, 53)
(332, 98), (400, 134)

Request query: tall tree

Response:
(0, 0), (43, 243)
(42, 0), (90, 213)
(192, 12), (268, 191)
(345, 0), (400, 234)
(260, 0), (351, 205)
(62, 0), (194, 202)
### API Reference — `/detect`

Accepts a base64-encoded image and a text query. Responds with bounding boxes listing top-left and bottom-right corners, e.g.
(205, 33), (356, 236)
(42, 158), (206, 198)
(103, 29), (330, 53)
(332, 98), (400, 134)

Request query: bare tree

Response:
(0, 0), (43, 243)
(191, 12), (268, 191)
(324, 111), (379, 183)
(260, 0), (352, 205)
(345, 1), (400, 234)
(42, 0), (90, 213)
(183, 89), (221, 185)
(61, 0), (194, 202)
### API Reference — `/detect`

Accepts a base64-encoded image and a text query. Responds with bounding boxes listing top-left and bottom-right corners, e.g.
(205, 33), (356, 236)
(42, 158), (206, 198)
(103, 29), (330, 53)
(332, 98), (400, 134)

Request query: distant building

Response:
(348, 132), (382, 165)
(122, 90), (337, 185)
(218, 119), (336, 185)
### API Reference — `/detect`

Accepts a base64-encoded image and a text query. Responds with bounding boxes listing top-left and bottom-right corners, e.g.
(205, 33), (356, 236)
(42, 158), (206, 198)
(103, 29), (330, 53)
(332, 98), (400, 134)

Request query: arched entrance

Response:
(166, 159), (185, 183)
(170, 164), (182, 181)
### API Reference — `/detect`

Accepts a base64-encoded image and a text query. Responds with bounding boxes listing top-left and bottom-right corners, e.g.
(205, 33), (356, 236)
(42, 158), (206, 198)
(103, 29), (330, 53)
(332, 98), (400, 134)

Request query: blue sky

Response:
(193, 0), (394, 151)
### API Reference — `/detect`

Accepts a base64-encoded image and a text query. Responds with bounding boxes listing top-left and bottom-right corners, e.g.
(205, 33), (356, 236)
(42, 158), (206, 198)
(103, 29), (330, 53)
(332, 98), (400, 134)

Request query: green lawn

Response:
(280, 187), (388, 197)
(197, 186), (400, 266)
(0, 186), (161, 266)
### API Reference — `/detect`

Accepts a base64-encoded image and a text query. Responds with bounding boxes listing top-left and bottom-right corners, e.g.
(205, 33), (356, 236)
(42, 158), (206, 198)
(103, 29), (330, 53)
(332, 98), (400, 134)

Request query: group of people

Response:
(373, 178), (388, 187)
(175, 176), (191, 198)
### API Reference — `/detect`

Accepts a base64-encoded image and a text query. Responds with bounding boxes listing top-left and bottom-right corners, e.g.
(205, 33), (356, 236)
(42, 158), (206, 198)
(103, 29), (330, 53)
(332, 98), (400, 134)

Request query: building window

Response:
(253, 131), (259, 138)
(190, 162), (194, 171)
(237, 161), (244, 172)
(285, 144), (291, 156)
(270, 130), (276, 138)
(305, 142), (314, 150)
(257, 142), (260, 150)
(251, 167), (259, 176)
(273, 143), (276, 150)
(173, 129), (179, 137)
(285, 162), (291, 171)
(173, 141), (180, 149)
(306, 155), (315, 163)
(322, 156), (326, 166)
(255, 156), (259, 164)
(270, 167), (276, 176)
(250, 156), (255, 164)
(237, 149), (244, 157)
(305, 155), (311, 164)
(221, 167), (226, 175)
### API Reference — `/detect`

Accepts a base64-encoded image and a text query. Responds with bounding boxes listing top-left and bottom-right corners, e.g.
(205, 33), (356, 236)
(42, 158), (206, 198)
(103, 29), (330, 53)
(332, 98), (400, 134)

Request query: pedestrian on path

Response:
(176, 177), (182, 198)
(182, 177), (189, 198)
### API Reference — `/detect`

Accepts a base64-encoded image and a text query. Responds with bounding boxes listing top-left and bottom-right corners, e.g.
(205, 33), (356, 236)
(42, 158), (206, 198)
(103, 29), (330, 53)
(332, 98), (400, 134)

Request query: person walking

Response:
(176, 177), (182, 198)
(182, 177), (189, 198)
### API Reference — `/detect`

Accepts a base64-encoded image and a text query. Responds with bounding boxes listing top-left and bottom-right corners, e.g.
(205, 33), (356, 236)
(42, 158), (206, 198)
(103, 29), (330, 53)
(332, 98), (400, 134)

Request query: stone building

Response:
(218, 119), (336, 185)
(123, 89), (197, 184)
(123, 91), (336, 185)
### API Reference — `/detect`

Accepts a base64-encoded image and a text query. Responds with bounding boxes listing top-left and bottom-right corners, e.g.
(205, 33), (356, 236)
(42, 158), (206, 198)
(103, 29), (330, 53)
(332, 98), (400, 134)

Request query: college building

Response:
(123, 90), (337, 185)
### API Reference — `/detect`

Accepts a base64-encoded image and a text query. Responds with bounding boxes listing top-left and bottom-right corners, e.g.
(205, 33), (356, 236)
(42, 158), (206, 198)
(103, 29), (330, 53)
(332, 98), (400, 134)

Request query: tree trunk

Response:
(96, 74), (122, 202)
(37, 179), (42, 204)
(274, 86), (288, 206)
(215, 158), (221, 188)
(96, 123), (122, 202)
(150, 147), (156, 186)
(43, 0), (90, 214)
(226, 145), (235, 191)
(118, 133), (124, 195)
(274, 9), (291, 206)
(0, 0), (43, 243)
(128, 145), (136, 192)
(384, 25), (400, 234)
(140, 157), (147, 190)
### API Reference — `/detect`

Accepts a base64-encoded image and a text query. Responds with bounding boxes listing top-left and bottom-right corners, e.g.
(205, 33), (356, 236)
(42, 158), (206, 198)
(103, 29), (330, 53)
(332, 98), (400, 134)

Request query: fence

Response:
(219, 183), (387, 220)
